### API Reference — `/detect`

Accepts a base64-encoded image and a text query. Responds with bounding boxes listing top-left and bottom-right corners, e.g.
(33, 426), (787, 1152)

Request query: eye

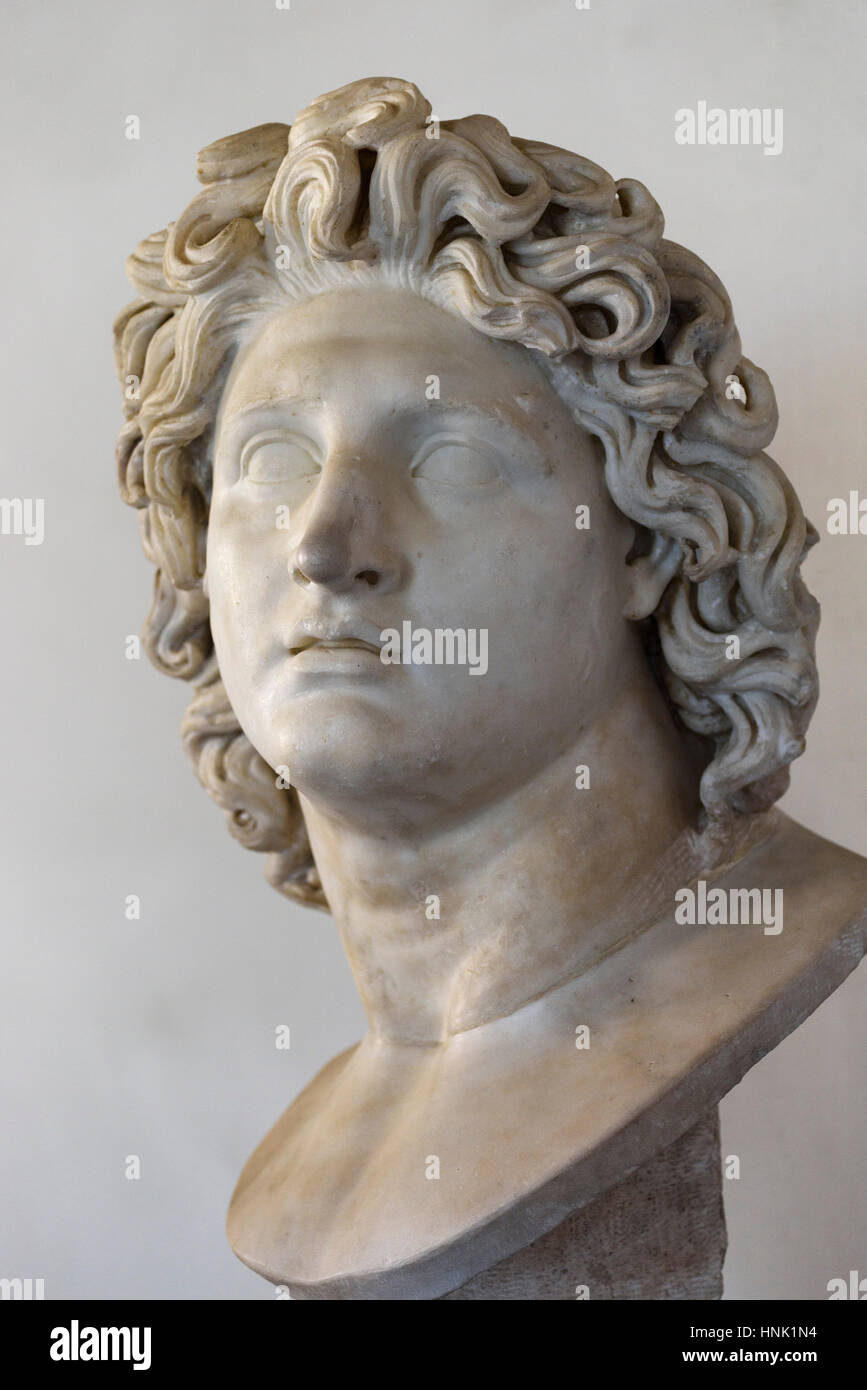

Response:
(411, 440), (501, 488)
(241, 434), (320, 484)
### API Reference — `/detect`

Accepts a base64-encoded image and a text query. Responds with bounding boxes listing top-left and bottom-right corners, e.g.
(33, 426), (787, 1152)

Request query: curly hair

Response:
(113, 76), (819, 912)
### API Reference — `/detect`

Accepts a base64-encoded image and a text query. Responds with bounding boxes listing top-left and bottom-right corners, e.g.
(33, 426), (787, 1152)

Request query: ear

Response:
(622, 533), (681, 621)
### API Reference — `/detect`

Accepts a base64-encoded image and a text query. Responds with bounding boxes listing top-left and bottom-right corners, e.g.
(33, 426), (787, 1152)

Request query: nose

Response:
(289, 466), (402, 595)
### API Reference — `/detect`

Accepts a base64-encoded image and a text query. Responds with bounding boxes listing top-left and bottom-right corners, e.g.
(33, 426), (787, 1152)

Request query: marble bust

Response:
(114, 76), (867, 1300)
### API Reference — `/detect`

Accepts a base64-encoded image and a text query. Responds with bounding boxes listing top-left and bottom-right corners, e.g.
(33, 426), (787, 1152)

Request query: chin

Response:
(264, 702), (419, 799)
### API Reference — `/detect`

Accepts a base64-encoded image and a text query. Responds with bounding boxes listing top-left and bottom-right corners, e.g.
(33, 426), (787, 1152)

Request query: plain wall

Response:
(0, 0), (864, 1299)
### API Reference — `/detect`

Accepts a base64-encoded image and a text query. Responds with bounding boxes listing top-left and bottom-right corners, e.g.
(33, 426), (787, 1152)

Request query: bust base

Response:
(441, 1108), (725, 1300)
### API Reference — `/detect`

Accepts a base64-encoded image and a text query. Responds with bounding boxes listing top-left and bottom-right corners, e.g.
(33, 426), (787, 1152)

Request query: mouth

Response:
(289, 637), (382, 657)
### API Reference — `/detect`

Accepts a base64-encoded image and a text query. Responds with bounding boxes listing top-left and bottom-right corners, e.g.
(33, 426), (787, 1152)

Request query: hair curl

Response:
(114, 76), (819, 912)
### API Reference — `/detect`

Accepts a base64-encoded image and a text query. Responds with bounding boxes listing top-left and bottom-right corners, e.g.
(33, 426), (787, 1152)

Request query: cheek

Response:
(487, 535), (619, 694)
(208, 490), (288, 590)
(206, 500), (286, 675)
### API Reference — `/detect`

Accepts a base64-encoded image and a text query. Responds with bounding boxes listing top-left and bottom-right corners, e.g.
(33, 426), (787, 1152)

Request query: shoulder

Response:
(733, 810), (867, 942)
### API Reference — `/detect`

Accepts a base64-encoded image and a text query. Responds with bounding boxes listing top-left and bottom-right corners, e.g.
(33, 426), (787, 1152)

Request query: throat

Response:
(299, 746), (727, 1043)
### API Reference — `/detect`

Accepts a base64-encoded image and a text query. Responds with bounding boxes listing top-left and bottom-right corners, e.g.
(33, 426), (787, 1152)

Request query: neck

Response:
(299, 684), (708, 1044)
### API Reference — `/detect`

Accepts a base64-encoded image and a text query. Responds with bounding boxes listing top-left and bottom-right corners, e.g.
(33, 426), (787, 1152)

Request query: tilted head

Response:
(114, 76), (819, 910)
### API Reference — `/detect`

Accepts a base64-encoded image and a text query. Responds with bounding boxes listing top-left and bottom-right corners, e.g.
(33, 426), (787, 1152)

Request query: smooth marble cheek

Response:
(205, 507), (291, 758)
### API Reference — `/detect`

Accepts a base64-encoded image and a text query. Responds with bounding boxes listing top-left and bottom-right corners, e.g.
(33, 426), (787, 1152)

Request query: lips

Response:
(290, 636), (381, 656)
(287, 617), (387, 659)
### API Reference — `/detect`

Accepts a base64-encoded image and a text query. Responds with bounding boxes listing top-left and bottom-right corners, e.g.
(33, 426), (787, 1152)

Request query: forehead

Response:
(219, 285), (555, 421)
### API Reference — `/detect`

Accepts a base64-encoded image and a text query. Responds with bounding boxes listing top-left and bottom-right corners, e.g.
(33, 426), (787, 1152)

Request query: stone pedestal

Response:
(441, 1109), (726, 1300)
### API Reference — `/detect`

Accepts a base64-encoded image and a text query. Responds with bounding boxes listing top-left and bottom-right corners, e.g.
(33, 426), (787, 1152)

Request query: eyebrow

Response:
(223, 395), (326, 425)
(413, 399), (536, 434)
(223, 394), (538, 439)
